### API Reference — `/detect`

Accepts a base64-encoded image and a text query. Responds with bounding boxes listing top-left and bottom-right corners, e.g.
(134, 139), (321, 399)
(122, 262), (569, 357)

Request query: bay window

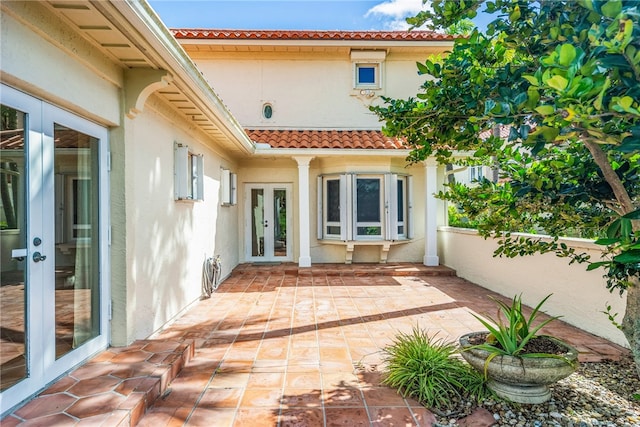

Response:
(318, 173), (412, 241)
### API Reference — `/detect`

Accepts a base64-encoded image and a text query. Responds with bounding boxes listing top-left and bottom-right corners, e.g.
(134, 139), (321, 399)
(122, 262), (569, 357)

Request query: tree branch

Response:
(583, 139), (636, 218)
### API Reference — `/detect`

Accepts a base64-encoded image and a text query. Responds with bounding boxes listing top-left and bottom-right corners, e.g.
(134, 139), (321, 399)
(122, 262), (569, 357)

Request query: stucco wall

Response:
(118, 96), (240, 341)
(190, 51), (428, 129)
(0, 1), (121, 126)
(438, 227), (628, 347)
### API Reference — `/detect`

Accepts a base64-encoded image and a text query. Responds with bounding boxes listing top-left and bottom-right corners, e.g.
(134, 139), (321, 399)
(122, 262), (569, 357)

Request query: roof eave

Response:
(109, 1), (254, 155)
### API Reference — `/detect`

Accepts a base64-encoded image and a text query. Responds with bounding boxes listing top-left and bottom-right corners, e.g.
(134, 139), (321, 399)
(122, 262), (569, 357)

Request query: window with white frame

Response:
(174, 142), (204, 201)
(469, 165), (484, 182)
(351, 50), (385, 90)
(317, 173), (412, 241)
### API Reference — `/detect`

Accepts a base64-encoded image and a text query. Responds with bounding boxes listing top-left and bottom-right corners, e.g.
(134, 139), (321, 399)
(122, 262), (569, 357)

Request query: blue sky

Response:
(148, 0), (492, 31)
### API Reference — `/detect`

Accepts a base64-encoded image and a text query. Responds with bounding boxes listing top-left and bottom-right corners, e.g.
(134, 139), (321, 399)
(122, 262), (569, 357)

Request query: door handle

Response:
(33, 252), (47, 263)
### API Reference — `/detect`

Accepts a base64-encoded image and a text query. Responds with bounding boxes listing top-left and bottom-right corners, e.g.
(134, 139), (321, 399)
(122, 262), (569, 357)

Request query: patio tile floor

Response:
(2, 263), (628, 426)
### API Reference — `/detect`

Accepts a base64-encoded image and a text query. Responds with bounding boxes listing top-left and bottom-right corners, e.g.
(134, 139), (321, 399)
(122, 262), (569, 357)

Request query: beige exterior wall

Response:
(438, 227), (628, 347)
(117, 95), (239, 341)
(0, 1), (121, 126)
(189, 51), (428, 129)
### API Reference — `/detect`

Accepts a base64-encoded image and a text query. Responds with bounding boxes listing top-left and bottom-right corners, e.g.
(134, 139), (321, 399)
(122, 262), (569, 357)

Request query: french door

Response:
(245, 184), (292, 262)
(0, 85), (109, 415)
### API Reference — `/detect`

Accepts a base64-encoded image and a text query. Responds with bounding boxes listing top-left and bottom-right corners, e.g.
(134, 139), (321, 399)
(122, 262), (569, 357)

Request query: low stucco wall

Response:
(438, 227), (628, 347)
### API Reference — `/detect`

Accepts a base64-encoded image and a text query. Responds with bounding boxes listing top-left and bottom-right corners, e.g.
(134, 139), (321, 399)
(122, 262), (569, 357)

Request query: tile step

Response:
(1, 339), (194, 426)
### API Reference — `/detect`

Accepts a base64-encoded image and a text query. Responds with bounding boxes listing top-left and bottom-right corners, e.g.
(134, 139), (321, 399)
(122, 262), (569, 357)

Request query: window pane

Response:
(273, 189), (287, 257)
(326, 179), (340, 222)
(251, 189), (264, 257)
(54, 123), (100, 358)
(0, 105), (27, 390)
(356, 178), (380, 222)
(397, 180), (404, 221)
(357, 226), (381, 236)
(357, 66), (376, 84)
(326, 225), (341, 235)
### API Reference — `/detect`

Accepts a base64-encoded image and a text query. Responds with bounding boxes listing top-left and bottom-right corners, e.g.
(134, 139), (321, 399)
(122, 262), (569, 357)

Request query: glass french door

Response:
(246, 184), (292, 262)
(0, 85), (109, 415)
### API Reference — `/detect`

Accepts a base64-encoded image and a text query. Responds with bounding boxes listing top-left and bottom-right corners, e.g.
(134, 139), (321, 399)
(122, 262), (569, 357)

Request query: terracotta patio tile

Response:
(14, 393), (77, 419)
(4, 264), (628, 426)
(322, 386), (364, 407)
(40, 375), (77, 395)
(240, 388), (284, 407)
(111, 350), (152, 364)
(361, 387), (407, 407)
(19, 413), (78, 426)
(66, 392), (127, 419)
(325, 406), (370, 426)
(208, 371), (250, 388)
(68, 375), (121, 397)
(198, 387), (244, 408)
(408, 406), (438, 427)
(234, 408), (280, 427)
(285, 371), (322, 389)
(247, 372), (286, 388)
(137, 406), (189, 427)
(71, 363), (116, 380)
(0, 415), (21, 427)
(368, 406), (418, 426)
(280, 407), (324, 427)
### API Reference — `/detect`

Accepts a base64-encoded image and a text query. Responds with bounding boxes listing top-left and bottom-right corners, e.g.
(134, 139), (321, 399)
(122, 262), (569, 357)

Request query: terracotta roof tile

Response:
(172, 29), (455, 41)
(247, 129), (408, 150)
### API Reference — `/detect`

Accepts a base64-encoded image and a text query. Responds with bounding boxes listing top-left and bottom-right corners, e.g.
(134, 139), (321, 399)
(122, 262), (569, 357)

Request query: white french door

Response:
(0, 84), (110, 415)
(245, 184), (292, 262)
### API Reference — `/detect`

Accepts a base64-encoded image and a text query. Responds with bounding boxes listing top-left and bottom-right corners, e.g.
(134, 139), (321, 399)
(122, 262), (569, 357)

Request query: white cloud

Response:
(365, 0), (431, 30)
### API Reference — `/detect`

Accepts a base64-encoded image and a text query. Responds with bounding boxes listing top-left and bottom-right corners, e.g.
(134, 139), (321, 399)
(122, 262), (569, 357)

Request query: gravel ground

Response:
(435, 355), (640, 426)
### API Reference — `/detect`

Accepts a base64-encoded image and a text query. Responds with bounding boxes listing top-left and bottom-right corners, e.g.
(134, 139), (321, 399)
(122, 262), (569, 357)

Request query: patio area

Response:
(1, 263), (628, 426)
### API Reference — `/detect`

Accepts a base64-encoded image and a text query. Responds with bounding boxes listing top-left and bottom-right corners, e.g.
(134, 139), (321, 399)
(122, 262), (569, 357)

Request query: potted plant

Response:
(459, 294), (579, 404)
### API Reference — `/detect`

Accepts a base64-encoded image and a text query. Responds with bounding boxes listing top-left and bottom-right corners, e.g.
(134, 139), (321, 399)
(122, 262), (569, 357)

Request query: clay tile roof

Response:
(171, 29), (455, 41)
(247, 129), (408, 150)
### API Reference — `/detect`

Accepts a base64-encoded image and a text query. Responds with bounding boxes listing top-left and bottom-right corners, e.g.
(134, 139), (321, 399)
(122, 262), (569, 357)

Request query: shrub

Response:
(381, 327), (489, 410)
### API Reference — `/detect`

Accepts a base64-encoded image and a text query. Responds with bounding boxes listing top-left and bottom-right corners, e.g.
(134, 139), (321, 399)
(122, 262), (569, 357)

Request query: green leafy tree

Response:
(372, 0), (640, 374)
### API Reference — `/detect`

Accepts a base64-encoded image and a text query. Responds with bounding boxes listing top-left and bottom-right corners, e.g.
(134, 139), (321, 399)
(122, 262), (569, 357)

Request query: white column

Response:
(424, 158), (440, 266)
(293, 156), (314, 267)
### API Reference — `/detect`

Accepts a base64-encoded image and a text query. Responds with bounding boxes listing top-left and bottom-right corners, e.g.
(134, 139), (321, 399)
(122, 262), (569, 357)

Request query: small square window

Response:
(355, 63), (379, 88)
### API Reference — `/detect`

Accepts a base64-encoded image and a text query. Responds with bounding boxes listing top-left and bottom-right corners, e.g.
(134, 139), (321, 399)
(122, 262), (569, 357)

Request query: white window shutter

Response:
(221, 169), (231, 205)
(387, 174), (398, 240)
(174, 144), (188, 200)
(194, 154), (204, 201)
(230, 173), (237, 205)
(317, 176), (323, 240)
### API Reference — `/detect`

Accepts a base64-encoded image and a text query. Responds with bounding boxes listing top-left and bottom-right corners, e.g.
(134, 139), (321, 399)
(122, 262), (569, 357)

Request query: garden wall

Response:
(438, 226), (628, 347)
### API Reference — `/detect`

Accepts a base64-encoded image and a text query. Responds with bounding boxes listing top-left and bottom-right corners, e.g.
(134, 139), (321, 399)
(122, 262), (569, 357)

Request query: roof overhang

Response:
(8, 0), (255, 157)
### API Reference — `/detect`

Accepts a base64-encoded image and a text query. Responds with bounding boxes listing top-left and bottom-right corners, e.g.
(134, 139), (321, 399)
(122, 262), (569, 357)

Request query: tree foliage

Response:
(372, 0), (640, 372)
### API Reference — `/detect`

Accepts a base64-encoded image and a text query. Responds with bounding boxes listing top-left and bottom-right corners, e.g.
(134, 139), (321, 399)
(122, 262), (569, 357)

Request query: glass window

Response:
(325, 178), (341, 237)
(355, 64), (379, 88)
(319, 173), (411, 241)
(174, 143), (203, 201)
(356, 177), (381, 237)
(262, 103), (273, 119)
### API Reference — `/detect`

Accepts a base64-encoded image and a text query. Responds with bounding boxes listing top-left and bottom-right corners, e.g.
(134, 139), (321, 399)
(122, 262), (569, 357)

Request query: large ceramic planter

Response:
(459, 332), (579, 404)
